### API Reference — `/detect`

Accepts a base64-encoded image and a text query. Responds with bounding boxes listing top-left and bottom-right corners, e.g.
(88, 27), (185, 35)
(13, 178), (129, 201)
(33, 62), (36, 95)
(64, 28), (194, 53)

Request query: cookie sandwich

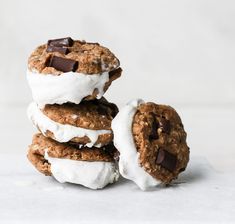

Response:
(27, 37), (122, 108)
(28, 134), (119, 189)
(26, 37), (121, 189)
(27, 98), (118, 147)
(112, 99), (190, 190)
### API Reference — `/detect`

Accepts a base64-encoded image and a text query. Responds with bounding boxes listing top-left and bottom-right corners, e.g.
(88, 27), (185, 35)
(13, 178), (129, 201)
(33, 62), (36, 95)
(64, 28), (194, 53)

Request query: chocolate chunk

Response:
(97, 105), (109, 116)
(48, 37), (74, 47)
(159, 118), (171, 134)
(102, 144), (119, 161)
(48, 56), (78, 72)
(86, 42), (99, 45)
(110, 105), (119, 118)
(156, 149), (177, 172)
(46, 45), (69, 54)
(99, 99), (119, 118)
(149, 114), (159, 140)
(109, 68), (122, 79)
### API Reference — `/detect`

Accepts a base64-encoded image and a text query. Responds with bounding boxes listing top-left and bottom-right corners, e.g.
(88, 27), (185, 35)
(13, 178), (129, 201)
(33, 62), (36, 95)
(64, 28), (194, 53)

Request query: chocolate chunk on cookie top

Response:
(48, 56), (78, 72)
(27, 98), (118, 147)
(112, 99), (189, 190)
(47, 37), (74, 47)
(28, 37), (120, 74)
(27, 134), (119, 189)
(46, 46), (69, 54)
(27, 37), (122, 107)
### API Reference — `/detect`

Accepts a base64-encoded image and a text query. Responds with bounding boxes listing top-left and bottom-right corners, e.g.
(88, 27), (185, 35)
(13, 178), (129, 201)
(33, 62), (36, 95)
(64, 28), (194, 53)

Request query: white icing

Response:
(27, 102), (111, 148)
(111, 99), (161, 191)
(45, 153), (119, 189)
(27, 69), (110, 108)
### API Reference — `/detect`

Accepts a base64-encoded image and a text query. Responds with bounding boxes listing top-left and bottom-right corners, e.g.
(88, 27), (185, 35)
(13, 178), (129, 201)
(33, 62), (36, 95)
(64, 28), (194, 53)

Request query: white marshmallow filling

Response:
(27, 69), (111, 108)
(45, 152), (119, 189)
(111, 99), (161, 190)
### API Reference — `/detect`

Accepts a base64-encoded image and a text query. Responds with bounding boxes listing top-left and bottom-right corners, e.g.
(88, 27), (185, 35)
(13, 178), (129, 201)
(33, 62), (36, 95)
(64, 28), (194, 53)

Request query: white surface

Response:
(1, 101), (235, 223)
(27, 102), (111, 147)
(0, 0), (235, 222)
(45, 154), (119, 190)
(0, 155), (234, 223)
(0, 105), (235, 222)
(27, 69), (110, 107)
(112, 99), (161, 190)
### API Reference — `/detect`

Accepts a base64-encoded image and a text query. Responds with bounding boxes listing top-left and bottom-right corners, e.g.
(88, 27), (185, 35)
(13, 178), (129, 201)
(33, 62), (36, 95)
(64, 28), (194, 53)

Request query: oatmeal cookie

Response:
(27, 98), (118, 147)
(27, 133), (119, 189)
(112, 99), (189, 190)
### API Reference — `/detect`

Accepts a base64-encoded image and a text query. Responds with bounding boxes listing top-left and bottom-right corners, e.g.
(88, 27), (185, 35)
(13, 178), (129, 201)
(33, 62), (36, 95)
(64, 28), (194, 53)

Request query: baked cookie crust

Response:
(28, 40), (120, 75)
(132, 102), (190, 184)
(42, 98), (118, 130)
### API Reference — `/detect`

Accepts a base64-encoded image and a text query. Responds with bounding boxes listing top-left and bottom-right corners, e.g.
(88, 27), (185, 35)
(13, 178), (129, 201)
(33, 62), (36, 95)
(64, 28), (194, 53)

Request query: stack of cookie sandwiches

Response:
(27, 37), (190, 191)
(27, 37), (122, 189)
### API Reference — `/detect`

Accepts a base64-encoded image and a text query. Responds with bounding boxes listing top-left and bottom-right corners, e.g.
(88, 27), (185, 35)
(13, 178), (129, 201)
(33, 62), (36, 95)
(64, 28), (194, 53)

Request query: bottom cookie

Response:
(27, 133), (119, 189)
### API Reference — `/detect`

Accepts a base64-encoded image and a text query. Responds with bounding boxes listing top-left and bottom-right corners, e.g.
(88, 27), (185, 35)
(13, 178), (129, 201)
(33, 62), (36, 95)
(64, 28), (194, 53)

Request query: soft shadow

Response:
(44, 176), (130, 191)
(105, 176), (130, 190)
(181, 169), (205, 182)
(170, 168), (206, 188)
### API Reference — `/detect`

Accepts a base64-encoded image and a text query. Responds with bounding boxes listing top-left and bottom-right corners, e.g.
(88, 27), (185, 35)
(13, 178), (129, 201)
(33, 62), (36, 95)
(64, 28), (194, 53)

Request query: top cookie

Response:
(27, 37), (122, 107)
(28, 37), (120, 75)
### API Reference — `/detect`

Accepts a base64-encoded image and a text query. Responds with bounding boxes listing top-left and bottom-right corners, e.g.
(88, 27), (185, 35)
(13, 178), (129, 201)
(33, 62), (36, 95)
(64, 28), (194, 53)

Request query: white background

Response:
(0, 1), (235, 223)
(1, 0), (235, 106)
(0, 1), (235, 168)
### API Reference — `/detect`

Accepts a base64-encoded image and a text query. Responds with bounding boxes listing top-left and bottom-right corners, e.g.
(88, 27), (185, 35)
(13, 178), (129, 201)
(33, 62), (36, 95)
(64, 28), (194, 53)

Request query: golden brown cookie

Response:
(112, 99), (190, 190)
(28, 37), (120, 74)
(27, 98), (118, 147)
(27, 134), (120, 189)
(133, 102), (189, 183)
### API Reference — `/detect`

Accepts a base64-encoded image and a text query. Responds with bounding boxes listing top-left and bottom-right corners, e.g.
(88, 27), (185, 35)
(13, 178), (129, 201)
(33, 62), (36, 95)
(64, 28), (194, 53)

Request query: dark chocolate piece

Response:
(109, 104), (119, 118)
(109, 68), (122, 78)
(97, 105), (109, 116)
(156, 149), (177, 172)
(48, 37), (74, 47)
(86, 42), (99, 45)
(93, 98), (118, 118)
(46, 45), (69, 54)
(149, 115), (159, 140)
(102, 143), (119, 162)
(159, 118), (171, 134)
(48, 56), (78, 72)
